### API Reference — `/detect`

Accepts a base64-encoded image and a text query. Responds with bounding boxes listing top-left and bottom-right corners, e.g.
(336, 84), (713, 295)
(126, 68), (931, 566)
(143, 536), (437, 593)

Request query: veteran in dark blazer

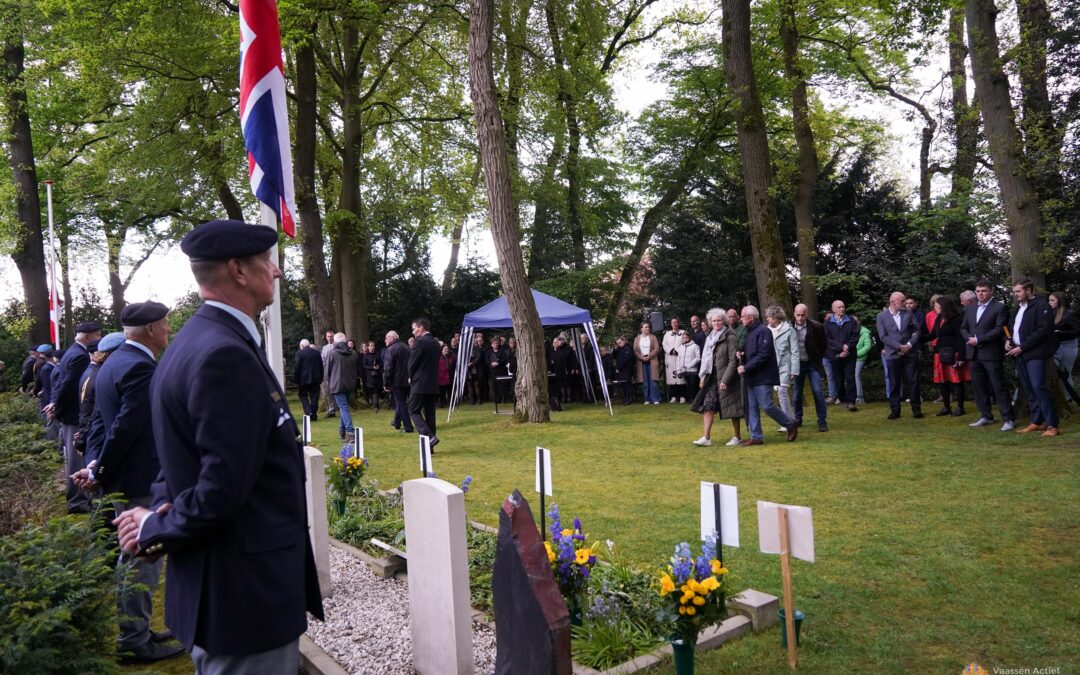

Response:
(961, 279), (1016, 430)
(383, 331), (413, 432)
(49, 320), (101, 513)
(407, 317), (442, 446)
(293, 339), (324, 421)
(114, 221), (323, 674)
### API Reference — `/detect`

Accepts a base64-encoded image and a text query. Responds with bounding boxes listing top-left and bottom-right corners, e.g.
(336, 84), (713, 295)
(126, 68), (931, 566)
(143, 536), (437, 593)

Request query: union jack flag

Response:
(239, 0), (296, 237)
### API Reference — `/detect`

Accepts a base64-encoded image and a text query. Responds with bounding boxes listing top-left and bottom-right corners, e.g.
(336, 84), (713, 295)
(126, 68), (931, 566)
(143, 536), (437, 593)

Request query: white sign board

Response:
(535, 447), (553, 496)
(302, 415), (312, 444)
(700, 482), (739, 547)
(419, 436), (433, 476)
(353, 426), (364, 459)
(757, 501), (815, 563)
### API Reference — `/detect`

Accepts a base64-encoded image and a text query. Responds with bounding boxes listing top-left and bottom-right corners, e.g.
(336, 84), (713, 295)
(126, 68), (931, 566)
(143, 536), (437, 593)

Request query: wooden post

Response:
(778, 507), (797, 669)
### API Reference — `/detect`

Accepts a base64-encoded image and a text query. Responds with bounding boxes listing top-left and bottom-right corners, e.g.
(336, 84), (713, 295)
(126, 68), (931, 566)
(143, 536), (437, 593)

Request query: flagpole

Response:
(44, 179), (60, 350)
(259, 203), (285, 388)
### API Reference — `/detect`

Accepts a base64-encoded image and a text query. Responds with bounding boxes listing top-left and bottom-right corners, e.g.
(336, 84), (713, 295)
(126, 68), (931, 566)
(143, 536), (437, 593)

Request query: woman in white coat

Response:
(765, 305), (800, 431)
(674, 331), (701, 403)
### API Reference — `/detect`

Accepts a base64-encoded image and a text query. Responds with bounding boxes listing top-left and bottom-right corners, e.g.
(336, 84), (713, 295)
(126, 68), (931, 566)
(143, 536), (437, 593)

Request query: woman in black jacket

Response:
(1049, 291), (1079, 399)
(929, 296), (968, 416)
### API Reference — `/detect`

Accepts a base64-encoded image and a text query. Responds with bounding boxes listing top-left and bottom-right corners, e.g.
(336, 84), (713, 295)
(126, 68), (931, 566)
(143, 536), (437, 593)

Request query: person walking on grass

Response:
(738, 306), (797, 446)
(692, 308), (744, 447)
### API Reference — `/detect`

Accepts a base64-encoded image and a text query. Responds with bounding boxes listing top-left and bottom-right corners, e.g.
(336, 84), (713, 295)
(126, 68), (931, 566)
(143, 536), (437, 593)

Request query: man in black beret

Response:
(75, 306), (181, 663)
(46, 319), (101, 513)
(114, 221), (322, 673)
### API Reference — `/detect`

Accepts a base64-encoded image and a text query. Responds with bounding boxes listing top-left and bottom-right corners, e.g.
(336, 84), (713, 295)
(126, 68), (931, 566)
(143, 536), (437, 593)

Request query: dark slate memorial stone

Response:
(493, 489), (572, 675)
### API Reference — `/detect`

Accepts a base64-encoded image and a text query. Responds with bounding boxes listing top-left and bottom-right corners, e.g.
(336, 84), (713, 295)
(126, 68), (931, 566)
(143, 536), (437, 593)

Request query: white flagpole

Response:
(44, 180), (60, 350)
(259, 203), (285, 388)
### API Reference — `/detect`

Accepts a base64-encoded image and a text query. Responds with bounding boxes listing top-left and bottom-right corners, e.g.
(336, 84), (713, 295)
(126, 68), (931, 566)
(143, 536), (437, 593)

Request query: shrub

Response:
(0, 516), (120, 674)
(0, 418), (61, 536)
(0, 392), (43, 426)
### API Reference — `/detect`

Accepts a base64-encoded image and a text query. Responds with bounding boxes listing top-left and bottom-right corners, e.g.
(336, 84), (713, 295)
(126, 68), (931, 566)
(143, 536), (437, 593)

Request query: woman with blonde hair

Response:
(691, 308), (744, 446)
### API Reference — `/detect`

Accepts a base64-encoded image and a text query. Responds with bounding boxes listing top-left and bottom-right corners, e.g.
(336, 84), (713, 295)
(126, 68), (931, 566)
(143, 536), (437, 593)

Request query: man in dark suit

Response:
(876, 291), (924, 419)
(823, 300), (860, 411)
(383, 330), (413, 432)
(738, 306), (798, 445)
(46, 320), (101, 513)
(74, 302), (183, 663)
(408, 317), (442, 447)
(961, 279), (1016, 431)
(113, 220), (323, 674)
(1006, 279), (1060, 437)
(293, 339), (323, 421)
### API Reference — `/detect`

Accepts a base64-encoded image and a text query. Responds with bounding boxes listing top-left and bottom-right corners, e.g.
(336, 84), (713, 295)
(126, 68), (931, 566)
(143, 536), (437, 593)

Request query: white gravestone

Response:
(303, 446), (333, 599)
(403, 478), (474, 675)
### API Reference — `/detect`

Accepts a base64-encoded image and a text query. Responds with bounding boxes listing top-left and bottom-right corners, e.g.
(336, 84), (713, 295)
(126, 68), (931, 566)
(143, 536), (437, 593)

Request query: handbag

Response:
(938, 345), (955, 365)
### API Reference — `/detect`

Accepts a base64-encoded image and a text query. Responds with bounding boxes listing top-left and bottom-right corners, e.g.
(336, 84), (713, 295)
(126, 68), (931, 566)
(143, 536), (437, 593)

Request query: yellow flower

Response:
(710, 559), (723, 574)
(575, 549), (592, 565)
(687, 579), (702, 594)
(701, 577), (720, 592)
(686, 606), (696, 616)
(678, 606), (687, 615)
(659, 574), (675, 596)
(681, 592), (695, 605)
(680, 584), (690, 594)
(692, 596), (706, 606)
(561, 528), (574, 538)
(544, 541), (555, 563)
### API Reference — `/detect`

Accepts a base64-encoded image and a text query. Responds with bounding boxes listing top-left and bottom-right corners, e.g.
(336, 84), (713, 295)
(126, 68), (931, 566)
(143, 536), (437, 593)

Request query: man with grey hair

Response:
(294, 338), (323, 421)
(738, 306), (798, 445)
(325, 332), (357, 439)
(959, 290), (976, 309)
(876, 291), (923, 419)
(792, 303), (828, 432)
(383, 330), (413, 432)
(47, 320), (102, 513)
(320, 329), (337, 417)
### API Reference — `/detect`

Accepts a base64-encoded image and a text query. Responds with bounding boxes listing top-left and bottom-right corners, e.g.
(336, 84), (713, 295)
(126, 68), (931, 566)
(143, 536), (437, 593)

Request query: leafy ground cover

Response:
(307, 396), (1080, 674)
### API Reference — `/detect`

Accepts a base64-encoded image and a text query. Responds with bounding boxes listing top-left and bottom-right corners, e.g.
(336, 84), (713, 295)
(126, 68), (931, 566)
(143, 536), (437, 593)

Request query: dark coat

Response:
(961, 298), (1008, 361)
(1008, 296), (1058, 361)
(550, 344), (574, 379)
(1054, 308), (1080, 342)
(37, 361), (55, 409)
(613, 344), (634, 382)
(383, 340), (410, 388)
(54, 342), (91, 425)
(928, 314), (964, 357)
(293, 346), (324, 387)
(693, 330), (744, 419)
(75, 363), (100, 453)
(798, 319), (827, 366)
(743, 320), (780, 387)
(325, 342), (358, 394)
(824, 317), (858, 361)
(140, 304), (323, 655)
(86, 343), (159, 498)
(361, 352), (383, 389)
(408, 333), (441, 395)
(484, 345), (509, 376)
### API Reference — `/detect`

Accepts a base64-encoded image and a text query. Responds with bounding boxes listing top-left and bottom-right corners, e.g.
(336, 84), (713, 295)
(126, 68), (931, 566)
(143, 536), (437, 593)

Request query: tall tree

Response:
(722, 0), (790, 311)
(469, 0), (549, 422)
(966, 0), (1046, 286)
(948, 6), (978, 207)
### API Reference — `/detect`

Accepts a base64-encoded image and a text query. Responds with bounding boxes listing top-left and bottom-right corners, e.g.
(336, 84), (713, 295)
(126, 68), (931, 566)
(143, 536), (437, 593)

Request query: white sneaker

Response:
(725, 436), (741, 446)
(777, 426), (787, 433)
(680, 397), (687, 403)
(670, 397), (677, 403)
(969, 417), (993, 427)
(653, 401), (661, 404)
(693, 436), (712, 447)
(1000, 421), (1015, 432)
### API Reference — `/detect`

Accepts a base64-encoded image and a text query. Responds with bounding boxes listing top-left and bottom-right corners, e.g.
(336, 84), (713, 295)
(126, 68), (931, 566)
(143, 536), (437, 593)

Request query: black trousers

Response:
(409, 393), (439, 439)
(971, 359), (1015, 421)
(391, 386), (413, 431)
(829, 356), (857, 404)
(885, 354), (921, 414)
(297, 383), (320, 418)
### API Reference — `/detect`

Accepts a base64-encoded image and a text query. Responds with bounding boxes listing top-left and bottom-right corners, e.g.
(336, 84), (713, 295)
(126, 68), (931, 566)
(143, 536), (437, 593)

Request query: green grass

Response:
(309, 397), (1080, 674)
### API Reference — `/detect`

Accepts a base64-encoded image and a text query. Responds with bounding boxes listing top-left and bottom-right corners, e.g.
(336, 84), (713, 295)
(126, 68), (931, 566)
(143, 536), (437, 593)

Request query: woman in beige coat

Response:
(633, 322), (661, 404)
(691, 308), (745, 446)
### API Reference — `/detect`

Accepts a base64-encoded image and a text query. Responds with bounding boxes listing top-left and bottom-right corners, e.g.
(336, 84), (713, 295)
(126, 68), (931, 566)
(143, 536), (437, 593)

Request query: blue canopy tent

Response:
(448, 289), (613, 419)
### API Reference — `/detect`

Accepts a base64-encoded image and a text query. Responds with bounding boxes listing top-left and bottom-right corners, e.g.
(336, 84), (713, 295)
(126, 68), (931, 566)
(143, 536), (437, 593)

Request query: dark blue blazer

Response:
(54, 342), (90, 425)
(38, 361), (56, 410)
(87, 344), (159, 498)
(961, 299), (1008, 361)
(138, 304), (323, 654)
(743, 321), (780, 387)
(1008, 296), (1058, 361)
(292, 346), (323, 386)
(408, 333), (441, 395)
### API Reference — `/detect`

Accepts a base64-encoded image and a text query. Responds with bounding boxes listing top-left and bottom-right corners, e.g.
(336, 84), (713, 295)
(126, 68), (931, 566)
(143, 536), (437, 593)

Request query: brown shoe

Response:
(1016, 423), (1047, 434)
(786, 422), (799, 442)
(739, 439), (764, 446)
(1041, 427), (1060, 437)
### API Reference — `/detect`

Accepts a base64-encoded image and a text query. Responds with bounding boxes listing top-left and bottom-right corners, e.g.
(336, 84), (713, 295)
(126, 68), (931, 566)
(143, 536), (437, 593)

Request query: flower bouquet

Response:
(545, 505), (597, 624)
(328, 449), (367, 506)
(656, 536), (728, 673)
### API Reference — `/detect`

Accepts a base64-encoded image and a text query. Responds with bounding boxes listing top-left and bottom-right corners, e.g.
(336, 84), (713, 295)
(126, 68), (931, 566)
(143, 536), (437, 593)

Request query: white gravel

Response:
(305, 545), (496, 674)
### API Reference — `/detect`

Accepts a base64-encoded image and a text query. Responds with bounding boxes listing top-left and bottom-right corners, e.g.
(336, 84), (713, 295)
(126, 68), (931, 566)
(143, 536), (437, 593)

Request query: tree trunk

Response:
(294, 40), (337, 342)
(779, 0), (819, 317)
(966, 0), (1045, 287)
(215, 178), (244, 221)
(469, 0), (550, 422)
(500, 0), (531, 199)
(722, 0), (791, 313)
(526, 136), (564, 282)
(442, 160), (481, 294)
(58, 228), (73, 337)
(1014, 0), (1062, 199)
(3, 39), (50, 345)
(105, 226), (127, 322)
(948, 7), (978, 207)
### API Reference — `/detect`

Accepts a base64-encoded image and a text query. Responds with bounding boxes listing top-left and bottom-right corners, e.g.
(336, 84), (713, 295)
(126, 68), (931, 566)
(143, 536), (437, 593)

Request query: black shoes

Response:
(150, 629), (174, 643)
(952, 409), (966, 416)
(120, 641), (185, 663)
(936, 408), (951, 417)
(888, 412), (901, 419)
(818, 423), (828, 432)
(912, 411), (924, 419)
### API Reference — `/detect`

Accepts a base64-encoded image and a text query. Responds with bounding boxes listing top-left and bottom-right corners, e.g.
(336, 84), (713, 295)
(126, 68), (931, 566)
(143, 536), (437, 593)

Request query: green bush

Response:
(0, 417), (61, 536)
(0, 516), (120, 674)
(571, 614), (663, 670)
(466, 527), (496, 612)
(329, 483), (405, 555)
(0, 392), (44, 426)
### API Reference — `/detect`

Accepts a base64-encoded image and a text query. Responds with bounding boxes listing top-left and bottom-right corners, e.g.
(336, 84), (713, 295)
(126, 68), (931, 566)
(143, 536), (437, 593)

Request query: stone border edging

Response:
(299, 634), (350, 675)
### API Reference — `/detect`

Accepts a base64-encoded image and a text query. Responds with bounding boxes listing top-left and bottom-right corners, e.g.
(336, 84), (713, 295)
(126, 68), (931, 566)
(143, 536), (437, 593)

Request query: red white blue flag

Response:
(239, 0), (296, 237)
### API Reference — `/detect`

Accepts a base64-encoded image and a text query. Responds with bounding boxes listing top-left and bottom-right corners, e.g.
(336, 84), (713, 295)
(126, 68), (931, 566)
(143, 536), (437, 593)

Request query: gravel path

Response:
(306, 545), (496, 674)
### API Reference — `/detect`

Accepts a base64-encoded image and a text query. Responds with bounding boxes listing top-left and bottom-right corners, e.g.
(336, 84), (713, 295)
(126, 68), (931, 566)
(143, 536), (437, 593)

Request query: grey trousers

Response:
(190, 638), (299, 675)
(61, 423), (89, 510)
(116, 496), (165, 650)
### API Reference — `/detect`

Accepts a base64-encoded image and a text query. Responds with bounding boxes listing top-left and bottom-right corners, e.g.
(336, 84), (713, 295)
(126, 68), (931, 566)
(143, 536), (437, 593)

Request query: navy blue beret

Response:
(75, 321), (102, 333)
(52, 349), (66, 360)
(87, 340), (100, 353)
(180, 220), (278, 261)
(121, 301), (170, 327)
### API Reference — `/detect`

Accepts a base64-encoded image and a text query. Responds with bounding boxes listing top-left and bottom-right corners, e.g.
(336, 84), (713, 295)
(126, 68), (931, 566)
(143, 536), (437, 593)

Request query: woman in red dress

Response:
(928, 296), (969, 416)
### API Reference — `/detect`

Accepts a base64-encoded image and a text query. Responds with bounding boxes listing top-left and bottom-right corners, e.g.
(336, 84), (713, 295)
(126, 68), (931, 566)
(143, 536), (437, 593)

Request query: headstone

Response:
(493, 489), (571, 675)
(402, 478), (474, 675)
(729, 589), (780, 632)
(303, 446), (332, 599)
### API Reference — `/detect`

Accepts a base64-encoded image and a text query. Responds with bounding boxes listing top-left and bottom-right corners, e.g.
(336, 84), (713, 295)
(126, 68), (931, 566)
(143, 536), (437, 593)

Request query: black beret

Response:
(75, 321), (102, 333)
(121, 301), (170, 327)
(87, 340), (100, 353)
(52, 349), (66, 360)
(180, 220), (278, 261)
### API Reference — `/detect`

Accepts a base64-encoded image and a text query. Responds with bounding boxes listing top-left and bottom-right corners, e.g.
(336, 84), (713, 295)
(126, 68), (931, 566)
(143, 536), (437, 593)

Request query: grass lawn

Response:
(309, 395), (1079, 674)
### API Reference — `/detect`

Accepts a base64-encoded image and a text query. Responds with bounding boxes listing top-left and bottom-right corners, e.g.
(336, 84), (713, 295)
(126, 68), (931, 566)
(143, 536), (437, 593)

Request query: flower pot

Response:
(778, 608), (805, 648)
(333, 498), (346, 516)
(670, 634), (696, 675)
(569, 605), (583, 627)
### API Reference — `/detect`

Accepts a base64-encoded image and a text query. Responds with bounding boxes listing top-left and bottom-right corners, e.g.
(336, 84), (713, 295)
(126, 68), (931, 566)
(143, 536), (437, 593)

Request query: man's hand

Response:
(1007, 346), (1022, 357)
(71, 468), (98, 492)
(113, 503), (170, 556)
(737, 365), (746, 375)
(43, 403), (55, 419)
(967, 336), (978, 346)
